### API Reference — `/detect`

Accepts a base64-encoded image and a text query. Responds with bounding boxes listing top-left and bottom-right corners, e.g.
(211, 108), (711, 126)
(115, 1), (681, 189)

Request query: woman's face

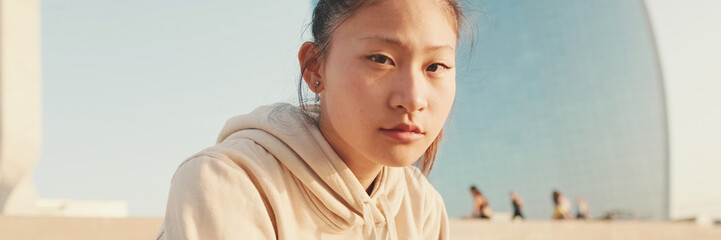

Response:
(318, 0), (457, 169)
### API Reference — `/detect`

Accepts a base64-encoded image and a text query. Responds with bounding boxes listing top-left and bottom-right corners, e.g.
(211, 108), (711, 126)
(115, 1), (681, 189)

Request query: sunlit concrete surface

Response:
(0, 216), (162, 240)
(0, 0), (42, 215)
(450, 219), (721, 240)
(0, 217), (719, 240)
(36, 199), (128, 217)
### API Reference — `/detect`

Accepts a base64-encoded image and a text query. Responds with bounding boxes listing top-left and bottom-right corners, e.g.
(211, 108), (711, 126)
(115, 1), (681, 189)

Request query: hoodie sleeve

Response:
(159, 155), (276, 240)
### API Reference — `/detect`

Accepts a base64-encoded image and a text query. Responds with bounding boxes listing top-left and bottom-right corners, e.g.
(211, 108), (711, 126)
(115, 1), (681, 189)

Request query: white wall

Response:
(0, 0), (41, 215)
(644, 0), (721, 220)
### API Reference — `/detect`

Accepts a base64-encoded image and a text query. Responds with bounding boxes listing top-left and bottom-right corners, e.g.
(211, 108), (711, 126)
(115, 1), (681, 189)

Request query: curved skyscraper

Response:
(431, 0), (721, 221)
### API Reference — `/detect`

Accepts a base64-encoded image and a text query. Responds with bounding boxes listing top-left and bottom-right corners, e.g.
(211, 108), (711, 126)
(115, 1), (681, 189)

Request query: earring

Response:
(314, 81), (321, 100)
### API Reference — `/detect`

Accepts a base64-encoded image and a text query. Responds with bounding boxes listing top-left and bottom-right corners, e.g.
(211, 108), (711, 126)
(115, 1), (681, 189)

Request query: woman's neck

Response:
(344, 154), (383, 194)
(319, 120), (383, 193)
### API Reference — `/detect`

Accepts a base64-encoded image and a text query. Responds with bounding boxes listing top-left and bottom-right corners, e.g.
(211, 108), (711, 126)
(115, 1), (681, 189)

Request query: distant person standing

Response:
(510, 191), (525, 220)
(576, 196), (589, 220)
(552, 190), (572, 220)
(470, 186), (493, 219)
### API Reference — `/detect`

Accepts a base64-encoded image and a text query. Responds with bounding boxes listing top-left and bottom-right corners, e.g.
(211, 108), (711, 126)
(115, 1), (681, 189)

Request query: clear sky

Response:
(38, 0), (311, 216)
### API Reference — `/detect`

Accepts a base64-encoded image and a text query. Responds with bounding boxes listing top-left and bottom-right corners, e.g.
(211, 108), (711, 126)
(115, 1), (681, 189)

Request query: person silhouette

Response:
(552, 190), (572, 220)
(510, 191), (525, 220)
(576, 196), (589, 220)
(470, 186), (492, 219)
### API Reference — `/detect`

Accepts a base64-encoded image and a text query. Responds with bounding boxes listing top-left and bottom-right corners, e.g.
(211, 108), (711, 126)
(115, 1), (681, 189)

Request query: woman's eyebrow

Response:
(359, 36), (455, 51)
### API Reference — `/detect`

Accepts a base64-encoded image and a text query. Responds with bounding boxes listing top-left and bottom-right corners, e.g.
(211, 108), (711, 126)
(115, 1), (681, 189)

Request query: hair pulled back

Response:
(300, 0), (464, 175)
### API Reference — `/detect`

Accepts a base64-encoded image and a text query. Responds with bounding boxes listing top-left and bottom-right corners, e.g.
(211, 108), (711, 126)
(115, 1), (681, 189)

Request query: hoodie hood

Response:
(216, 103), (406, 238)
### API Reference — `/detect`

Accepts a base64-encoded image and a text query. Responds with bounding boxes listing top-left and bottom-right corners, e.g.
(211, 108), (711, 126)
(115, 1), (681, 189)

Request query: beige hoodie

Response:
(157, 103), (449, 239)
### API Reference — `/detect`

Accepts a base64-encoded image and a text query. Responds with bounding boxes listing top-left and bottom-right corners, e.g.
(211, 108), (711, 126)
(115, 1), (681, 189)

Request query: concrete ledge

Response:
(1, 216), (720, 239)
(0, 216), (162, 240)
(450, 219), (721, 240)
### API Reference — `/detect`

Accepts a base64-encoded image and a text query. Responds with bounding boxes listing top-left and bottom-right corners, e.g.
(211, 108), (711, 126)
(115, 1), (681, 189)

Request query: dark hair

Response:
(299, 0), (465, 175)
(469, 186), (481, 195)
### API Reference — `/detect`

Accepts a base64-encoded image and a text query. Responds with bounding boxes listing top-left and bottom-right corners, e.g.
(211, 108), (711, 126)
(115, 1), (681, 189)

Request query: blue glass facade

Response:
(431, 1), (668, 220)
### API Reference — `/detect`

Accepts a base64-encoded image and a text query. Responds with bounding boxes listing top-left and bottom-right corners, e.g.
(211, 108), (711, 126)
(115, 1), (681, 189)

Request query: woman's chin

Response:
(374, 151), (426, 168)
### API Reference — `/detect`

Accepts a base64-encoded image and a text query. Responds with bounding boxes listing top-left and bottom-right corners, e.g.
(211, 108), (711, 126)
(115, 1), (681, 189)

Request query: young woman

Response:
(157, 0), (463, 239)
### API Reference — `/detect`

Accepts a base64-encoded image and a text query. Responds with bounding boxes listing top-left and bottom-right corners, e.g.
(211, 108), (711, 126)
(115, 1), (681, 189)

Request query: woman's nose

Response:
(388, 69), (428, 113)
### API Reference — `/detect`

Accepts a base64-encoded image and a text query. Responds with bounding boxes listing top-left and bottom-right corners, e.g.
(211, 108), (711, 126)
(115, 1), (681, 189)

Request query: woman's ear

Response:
(298, 42), (324, 93)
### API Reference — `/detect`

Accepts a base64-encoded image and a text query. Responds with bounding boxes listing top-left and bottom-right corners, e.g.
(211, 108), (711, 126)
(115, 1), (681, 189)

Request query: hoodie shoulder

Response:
(401, 166), (444, 207)
(402, 166), (450, 239)
(162, 152), (278, 239)
(402, 167), (437, 195)
(201, 135), (285, 178)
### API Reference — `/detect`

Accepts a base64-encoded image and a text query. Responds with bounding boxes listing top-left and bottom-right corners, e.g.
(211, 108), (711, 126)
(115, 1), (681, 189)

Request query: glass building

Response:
(431, 0), (668, 220)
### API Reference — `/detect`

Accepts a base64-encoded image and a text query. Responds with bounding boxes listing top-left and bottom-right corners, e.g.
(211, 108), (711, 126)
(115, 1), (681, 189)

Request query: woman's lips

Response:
(380, 123), (424, 142)
(380, 128), (425, 142)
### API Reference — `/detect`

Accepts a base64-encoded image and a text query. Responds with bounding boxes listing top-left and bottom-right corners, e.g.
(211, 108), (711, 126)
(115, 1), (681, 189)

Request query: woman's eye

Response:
(426, 63), (449, 73)
(368, 55), (393, 65)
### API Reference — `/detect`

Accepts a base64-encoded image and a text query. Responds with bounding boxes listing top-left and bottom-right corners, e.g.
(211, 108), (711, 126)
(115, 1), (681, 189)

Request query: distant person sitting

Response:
(470, 186), (493, 219)
(510, 191), (525, 220)
(552, 190), (572, 220)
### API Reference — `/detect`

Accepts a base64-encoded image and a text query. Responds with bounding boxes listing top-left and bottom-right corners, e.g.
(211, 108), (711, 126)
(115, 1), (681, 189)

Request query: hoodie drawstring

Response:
(362, 200), (378, 240)
(380, 195), (398, 240)
(362, 196), (398, 240)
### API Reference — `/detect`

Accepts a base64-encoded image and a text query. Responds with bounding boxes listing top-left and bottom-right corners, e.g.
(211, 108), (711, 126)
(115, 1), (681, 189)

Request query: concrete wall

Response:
(0, 0), (42, 215)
